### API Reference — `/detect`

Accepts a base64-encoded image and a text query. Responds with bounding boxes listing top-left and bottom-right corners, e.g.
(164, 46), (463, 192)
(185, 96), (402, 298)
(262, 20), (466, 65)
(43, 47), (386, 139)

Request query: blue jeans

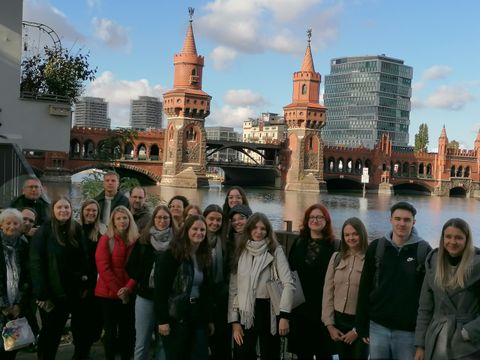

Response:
(134, 295), (165, 360)
(369, 321), (415, 360)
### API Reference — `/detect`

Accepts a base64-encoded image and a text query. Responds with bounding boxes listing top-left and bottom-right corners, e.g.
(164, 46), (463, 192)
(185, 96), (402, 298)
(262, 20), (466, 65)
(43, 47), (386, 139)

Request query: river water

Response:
(42, 181), (480, 248)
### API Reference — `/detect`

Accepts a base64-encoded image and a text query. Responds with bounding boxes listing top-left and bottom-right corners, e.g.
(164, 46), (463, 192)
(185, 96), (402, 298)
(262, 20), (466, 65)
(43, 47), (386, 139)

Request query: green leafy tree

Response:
(21, 46), (97, 104)
(447, 140), (460, 150)
(414, 123), (429, 152)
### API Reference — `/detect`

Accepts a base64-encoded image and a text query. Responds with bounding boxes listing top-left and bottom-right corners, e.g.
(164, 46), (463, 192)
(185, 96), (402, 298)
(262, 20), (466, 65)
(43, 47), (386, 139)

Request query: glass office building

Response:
(323, 55), (413, 148)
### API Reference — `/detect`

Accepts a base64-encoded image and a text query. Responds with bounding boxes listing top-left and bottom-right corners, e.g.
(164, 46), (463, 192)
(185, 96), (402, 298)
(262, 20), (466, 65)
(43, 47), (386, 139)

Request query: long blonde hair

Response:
(106, 206), (138, 245)
(435, 218), (474, 290)
(79, 199), (106, 242)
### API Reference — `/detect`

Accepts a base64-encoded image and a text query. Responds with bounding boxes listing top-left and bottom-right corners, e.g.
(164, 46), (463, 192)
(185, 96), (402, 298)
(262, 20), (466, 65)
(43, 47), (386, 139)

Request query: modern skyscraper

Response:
(74, 97), (110, 129)
(130, 96), (163, 129)
(323, 55), (413, 149)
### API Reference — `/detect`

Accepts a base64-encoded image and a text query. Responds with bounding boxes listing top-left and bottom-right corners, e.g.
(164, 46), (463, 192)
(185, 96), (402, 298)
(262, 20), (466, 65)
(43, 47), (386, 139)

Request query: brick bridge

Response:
(25, 126), (480, 196)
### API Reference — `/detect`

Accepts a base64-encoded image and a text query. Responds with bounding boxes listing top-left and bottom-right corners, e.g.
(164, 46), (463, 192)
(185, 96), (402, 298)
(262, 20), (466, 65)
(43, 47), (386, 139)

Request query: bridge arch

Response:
(464, 166), (470, 177)
(124, 143), (134, 159)
(71, 164), (160, 183)
(456, 165), (463, 177)
(449, 186), (467, 197)
(426, 163), (432, 176)
(393, 181), (433, 195)
(402, 162), (409, 177)
(355, 159), (363, 174)
(364, 159), (372, 173)
(450, 165), (456, 177)
(346, 158), (353, 173)
(84, 139), (95, 158)
(70, 138), (81, 157)
(150, 144), (160, 160)
(337, 157), (345, 172)
(137, 143), (147, 160)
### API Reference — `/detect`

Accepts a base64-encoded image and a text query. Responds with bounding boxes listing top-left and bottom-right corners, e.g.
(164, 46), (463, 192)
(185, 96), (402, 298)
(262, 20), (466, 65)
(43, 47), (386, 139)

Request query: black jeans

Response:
(162, 302), (209, 360)
(37, 298), (83, 360)
(100, 297), (135, 360)
(234, 299), (280, 360)
(209, 286), (232, 360)
(333, 311), (368, 360)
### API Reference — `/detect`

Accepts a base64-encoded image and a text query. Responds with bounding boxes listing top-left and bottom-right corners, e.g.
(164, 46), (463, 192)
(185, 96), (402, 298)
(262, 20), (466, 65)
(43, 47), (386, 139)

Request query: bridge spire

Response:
(282, 29), (326, 192)
(161, 9), (212, 188)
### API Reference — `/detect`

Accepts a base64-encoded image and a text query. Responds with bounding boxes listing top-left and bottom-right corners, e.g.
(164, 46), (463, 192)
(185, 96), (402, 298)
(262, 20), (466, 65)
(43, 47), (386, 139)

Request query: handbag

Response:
(266, 259), (306, 315)
(2, 317), (35, 351)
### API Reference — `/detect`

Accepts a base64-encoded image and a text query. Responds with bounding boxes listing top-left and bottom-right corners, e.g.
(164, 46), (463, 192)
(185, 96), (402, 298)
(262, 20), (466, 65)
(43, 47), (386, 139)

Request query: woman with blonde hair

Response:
(95, 205), (139, 360)
(415, 218), (480, 360)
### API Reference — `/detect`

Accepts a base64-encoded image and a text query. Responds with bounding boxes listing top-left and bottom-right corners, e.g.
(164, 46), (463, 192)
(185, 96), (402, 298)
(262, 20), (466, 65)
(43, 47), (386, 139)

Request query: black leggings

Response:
(333, 311), (368, 360)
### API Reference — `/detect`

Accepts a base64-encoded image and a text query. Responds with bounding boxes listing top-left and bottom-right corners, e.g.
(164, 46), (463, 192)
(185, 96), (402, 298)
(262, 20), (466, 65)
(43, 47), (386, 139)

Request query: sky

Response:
(22, 0), (480, 151)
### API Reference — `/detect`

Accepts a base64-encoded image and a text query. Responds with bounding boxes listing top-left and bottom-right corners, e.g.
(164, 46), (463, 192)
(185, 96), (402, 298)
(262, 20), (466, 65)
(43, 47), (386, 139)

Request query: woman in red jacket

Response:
(95, 205), (139, 360)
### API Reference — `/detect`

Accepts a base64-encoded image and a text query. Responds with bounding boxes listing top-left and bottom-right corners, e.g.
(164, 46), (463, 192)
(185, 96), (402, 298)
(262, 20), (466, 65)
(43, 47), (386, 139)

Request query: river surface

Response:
(42, 181), (480, 248)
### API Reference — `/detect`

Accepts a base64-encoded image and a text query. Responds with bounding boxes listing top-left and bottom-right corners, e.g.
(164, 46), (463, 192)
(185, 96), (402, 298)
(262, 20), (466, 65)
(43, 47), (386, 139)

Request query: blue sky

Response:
(23, 0), (480, 151)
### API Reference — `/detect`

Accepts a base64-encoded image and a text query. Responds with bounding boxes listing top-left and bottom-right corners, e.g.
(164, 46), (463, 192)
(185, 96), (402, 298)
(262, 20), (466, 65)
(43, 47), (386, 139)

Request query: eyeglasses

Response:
(309, 215), (326, 222)
(155, 216), (170, 221)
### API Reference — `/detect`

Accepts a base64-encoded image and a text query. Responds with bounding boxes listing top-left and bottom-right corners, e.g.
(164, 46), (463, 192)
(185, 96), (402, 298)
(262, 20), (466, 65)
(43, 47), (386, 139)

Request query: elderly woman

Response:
(0, 209), (29, 360)
(415, 218), (480, 360)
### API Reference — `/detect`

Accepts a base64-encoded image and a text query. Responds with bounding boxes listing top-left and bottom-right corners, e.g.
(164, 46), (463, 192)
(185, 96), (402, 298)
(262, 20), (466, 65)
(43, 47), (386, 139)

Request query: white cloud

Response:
(425, 85), (475, 111)
(423, 65), (452, 81)
(223, 89), (266, 107)
(86, 0), (102, 9)
(207, 105), (257, 128)
(197, 0), (340, 63)
(24, 0), (86, 45)
(86, 71), (166, 127)
(92, 17), (130, 50)
(210, 46), (238, 70)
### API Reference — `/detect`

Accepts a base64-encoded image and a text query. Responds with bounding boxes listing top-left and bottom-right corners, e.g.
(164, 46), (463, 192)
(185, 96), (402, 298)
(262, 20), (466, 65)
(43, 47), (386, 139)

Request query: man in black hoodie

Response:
(356, 202), (431, 360)
(11, 176), (50, 225)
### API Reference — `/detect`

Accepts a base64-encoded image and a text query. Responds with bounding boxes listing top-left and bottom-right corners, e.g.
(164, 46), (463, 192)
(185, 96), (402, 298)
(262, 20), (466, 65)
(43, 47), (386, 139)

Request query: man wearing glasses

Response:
(11, 176), (50, 225)
(129, 186), (151, 232)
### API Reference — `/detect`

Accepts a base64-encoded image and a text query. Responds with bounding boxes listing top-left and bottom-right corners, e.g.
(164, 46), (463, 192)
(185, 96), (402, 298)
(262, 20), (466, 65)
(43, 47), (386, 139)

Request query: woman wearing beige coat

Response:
(228, 212), (294, 360)
(322, 217), (369, 360)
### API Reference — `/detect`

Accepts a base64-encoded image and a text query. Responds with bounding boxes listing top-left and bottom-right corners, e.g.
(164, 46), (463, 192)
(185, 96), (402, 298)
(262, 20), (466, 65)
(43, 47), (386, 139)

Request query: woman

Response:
(184, 205), (202, 220)
(168, 195), (189, 230)
(95, 205), (138, 360)
(30, 196), (89, 360)
(155, 214), (214, 360)
(322, 217), (369, 360)
(126, 205), (175, 360)
(228, 205), (252, 250)
(0, 209), (29, 360)
(203, 204), (231, 360)
(77, 199), (107, 358)
(228, 212), (294, 360)
(222, 186), (249, 221)
(414, 218), (480, 360)
(288, 204), (336, 360)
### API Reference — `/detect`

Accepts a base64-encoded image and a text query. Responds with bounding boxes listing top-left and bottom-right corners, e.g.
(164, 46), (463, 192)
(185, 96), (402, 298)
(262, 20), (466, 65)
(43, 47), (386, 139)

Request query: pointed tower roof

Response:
(440, 125), (447, 139)
(181, 8), (197, 55)
(301, 29), (315, 73)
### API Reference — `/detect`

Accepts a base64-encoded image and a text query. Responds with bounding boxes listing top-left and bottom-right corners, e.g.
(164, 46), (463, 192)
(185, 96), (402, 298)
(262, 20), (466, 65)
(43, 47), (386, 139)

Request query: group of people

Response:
(0, 173), (479, 360)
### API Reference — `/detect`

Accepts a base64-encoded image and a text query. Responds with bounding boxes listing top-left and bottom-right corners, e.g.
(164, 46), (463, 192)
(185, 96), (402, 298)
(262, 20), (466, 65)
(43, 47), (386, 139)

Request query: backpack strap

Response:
(415, 241), (430, 273)
(108, 237), (115, 253)
(374, 238), (386, 289)
(333, 251), (341, 268)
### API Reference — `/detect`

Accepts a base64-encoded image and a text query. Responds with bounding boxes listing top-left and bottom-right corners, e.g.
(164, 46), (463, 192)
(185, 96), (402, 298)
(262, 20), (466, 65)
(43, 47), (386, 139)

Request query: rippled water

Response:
(45, 182), (480, 248)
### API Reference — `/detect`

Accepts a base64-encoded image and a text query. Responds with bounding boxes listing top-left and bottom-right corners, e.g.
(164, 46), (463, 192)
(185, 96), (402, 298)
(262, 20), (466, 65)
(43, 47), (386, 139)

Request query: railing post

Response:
(283, 220), (292, 232)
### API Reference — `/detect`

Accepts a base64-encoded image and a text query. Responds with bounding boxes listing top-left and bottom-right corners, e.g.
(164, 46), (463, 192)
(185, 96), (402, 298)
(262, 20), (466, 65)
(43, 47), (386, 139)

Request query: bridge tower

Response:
(283, 30), (327, 192)
(160, 8), (211, 188)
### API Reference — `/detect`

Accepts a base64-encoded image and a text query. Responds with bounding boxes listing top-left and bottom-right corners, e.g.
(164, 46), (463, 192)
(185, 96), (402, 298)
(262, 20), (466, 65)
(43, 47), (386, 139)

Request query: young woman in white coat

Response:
(228, 212), (294, 360)
(415, 218), (480, 360)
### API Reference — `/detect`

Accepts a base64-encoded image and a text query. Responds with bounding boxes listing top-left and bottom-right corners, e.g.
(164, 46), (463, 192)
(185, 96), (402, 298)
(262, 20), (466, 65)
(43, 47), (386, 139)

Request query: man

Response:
(95, 171), (129, 225)
(356, 201), (431, 360)
(129, 186), (151, 232)
(11, 176), (50, 225)
(21, 207), (38, 241)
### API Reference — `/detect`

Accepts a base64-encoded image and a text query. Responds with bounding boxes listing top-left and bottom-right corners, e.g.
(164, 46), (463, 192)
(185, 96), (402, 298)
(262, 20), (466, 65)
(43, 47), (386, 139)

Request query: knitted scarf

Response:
(1, 233), (21, 306)
(148, 227), (174, 287)
(236, 239), (269, 329)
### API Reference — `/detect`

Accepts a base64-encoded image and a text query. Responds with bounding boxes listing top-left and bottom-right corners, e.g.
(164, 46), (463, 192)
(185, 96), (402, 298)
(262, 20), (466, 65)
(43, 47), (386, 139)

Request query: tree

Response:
(95, 128), (138, 163)
(447, 140), (460, 150)
(414, 123), (429, 152)
(21, 46), (97, 104)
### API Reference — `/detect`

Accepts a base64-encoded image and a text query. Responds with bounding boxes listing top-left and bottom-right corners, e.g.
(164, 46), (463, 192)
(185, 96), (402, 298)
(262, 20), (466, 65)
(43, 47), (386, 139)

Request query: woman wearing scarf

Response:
(0, 209), (29, 360)
(415, 218), (480, 360)
(228, 212), (294, 360)
(288, 203), (336, 360)
(126, 205), (175, 360)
